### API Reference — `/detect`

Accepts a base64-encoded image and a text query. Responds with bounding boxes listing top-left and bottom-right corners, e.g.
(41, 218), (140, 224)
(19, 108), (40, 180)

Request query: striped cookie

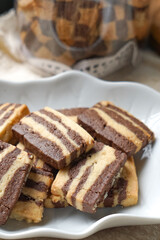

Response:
(45, 156), (138, 209)
(51, 142), (127, 213)
(10, 142), (54, 223)
(0, 103), (30, 143)
(99, 156), (138, 207)
(0, 140), (32, 225)
(58, 107), (88, 123)
(12, 107), (94, 169)
(78, 101), (154, 156)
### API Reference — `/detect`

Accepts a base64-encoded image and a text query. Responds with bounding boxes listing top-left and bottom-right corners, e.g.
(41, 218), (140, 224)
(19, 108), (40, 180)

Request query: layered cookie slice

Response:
(10, 143), (54, 223)
(0, 140), (33, 225)
(0, 103), (30, 143)
(46, 157), (138, 209)
(12, 107), (94, 169)
(78, 101), (154, 156)
(99, 156), (138, 208)
(51, 142), (127, 213)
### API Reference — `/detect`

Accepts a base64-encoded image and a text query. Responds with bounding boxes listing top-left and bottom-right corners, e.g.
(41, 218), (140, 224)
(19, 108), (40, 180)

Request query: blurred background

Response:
(0, 0), (14, 14)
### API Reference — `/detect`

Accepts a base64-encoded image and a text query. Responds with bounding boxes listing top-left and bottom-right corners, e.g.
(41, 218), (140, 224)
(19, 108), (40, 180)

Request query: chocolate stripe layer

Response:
(19, 193), (43, 207)
(78, 109), (137, 156)
(19, 193), (35, 202)
(31, 167), (53, 177)
(25, 178), (48, 192)
(58, 108), (87, 116)
(0, 148), (21, 180)
(96, 106), (148, 145)
(117, 178), (127, 204)
(40, 109), (86, 149)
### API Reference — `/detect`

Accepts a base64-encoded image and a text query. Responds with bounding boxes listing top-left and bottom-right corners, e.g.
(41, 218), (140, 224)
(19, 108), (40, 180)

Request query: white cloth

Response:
(0, 10), (49, 81)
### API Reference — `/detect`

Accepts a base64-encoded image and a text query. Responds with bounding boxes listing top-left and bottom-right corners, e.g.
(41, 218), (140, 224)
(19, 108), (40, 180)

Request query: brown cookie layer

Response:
(58, 108), (88, 123)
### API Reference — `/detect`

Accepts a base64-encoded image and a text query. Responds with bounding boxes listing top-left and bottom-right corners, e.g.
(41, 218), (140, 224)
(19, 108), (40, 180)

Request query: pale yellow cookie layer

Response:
(10, 201), (43, 223)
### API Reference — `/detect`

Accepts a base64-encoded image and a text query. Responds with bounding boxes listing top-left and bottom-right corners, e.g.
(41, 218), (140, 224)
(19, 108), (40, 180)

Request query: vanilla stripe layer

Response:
(21, 116), (71, 162)
(34, 159), (48, 170)
(0, 150), (30, 198)
(93, 108), (142, 152)
(27, 172), (52, 185)
(105, 106), (151, 140)
(43, 107), (94, 152)
(35, 111), (80, 164)
(17, 142), (25, 150)
(22, 186), (47, 200)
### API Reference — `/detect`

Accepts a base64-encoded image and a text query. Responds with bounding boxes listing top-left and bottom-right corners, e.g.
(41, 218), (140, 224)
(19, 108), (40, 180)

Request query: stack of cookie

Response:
(17, 0), (151, 66)
(0, 101), (154, 224)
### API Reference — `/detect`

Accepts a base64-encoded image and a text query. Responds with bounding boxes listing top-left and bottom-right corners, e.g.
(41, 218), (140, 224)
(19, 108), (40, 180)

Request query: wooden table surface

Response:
(1, 50), (160, 240)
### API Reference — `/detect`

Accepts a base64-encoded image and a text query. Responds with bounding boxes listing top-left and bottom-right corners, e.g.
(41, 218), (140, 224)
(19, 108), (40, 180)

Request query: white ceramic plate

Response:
(0, 70), (160, 239)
